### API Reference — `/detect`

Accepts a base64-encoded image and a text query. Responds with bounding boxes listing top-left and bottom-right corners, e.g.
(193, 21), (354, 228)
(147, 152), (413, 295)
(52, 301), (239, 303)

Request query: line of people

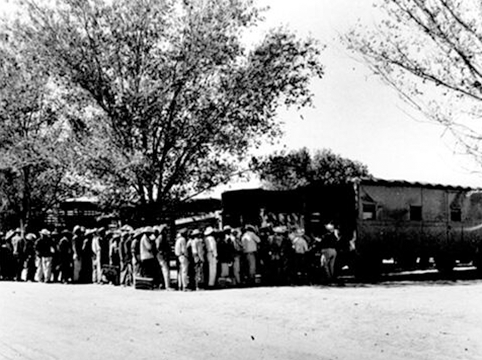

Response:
(0, 222), (350, 288)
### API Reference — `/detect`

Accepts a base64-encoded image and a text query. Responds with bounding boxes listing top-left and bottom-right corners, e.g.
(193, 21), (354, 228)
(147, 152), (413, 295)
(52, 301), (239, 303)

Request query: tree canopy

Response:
(7, 0), (324, 218)
(345, 0), (482, 164)
(251, 148), (371, 190)
(0, 45), (78, 229)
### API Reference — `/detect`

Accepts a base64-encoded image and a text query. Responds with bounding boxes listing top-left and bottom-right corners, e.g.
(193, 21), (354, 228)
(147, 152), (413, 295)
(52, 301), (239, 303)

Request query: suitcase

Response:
(134, 276), (154, 290)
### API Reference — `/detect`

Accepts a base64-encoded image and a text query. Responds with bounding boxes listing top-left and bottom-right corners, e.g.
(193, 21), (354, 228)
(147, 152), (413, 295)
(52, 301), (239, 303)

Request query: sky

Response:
(2, 0), (482, 194)
(229, 0), (482, 191)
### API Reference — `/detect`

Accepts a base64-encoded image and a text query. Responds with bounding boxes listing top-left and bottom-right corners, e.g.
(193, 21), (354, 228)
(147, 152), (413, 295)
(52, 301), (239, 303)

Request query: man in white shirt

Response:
(204, 227), (218, 288)
(174, 229), (189, 291)
(241, 225), (260, 285)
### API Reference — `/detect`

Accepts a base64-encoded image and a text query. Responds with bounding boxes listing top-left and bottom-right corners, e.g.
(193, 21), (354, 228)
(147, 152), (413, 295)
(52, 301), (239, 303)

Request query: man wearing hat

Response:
(35, 229), (54, 282)
(189, 229), (205, 290)
(57, 229), (72, 283)
(139, 227), (161, 287)
(320, 222), (340, 282)
(24, 233), (37, 281)
(241, 225), (261, 285)
(71, 225), (84, 283)
(217, 226), (234, 286)
(10, 229), (25, 281)
(155, 225), (171, 290)
(0, 231), (14, 280)
(92, 228), (108, 284)
(119, 228), (133, 286)
(79, 228), (94, 283)
(174, 228), (189, 291)
(292, 227), (309, 284)
(204, 227), (218, 288)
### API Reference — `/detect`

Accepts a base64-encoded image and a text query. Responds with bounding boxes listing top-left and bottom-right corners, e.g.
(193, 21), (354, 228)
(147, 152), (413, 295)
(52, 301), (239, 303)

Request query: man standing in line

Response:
(241, 225), (260, 286)
(155, 225), (171, 290)
(174, 228), (189, 291)
(204, 227), (218, 289)
(292, 228), (309, 284)
(119, 227), (133, 286)
(218, 226), (235, 286)
(91, 228), (103, 284)
(71, 225), (84, 283)
(35, 229), (54, 283)
(231, 228), (243, 286)
(24, 233), (37, 281)
(57, 229), (72, 283)
(10, 229), (25, 281)
(139, 227), (160, 288)
(131, 229), (142, 280)
(190, 229), (205, 290)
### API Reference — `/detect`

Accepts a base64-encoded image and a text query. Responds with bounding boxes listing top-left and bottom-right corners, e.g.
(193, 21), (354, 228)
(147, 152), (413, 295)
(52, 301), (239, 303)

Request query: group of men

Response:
(0, 221), (348, 288)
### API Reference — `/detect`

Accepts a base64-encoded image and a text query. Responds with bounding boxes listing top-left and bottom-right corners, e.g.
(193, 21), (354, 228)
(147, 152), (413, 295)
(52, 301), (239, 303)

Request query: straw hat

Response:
(39, 229), (51, 236)
(204, 227), (214, 236)
(191, 229), (200, 237)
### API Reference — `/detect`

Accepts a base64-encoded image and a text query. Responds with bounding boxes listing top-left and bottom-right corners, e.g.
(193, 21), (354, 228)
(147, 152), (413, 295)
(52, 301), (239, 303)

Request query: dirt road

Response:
(1, 280), (481, 360)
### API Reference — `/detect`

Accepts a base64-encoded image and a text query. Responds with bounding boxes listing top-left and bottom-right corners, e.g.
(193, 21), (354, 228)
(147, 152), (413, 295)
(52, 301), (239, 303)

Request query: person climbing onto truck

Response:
(320, 222), (340, 283)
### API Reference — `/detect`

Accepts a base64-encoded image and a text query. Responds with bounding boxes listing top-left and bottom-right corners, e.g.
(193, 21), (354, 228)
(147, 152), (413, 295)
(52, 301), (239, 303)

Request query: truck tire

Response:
(353, 253), (382, 281)
(435, 253), (455, 274)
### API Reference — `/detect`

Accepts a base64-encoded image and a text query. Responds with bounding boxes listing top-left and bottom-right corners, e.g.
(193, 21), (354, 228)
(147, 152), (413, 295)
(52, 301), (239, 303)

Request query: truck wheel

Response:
(474, 246), (482, 273)
(435, 254), (455, 274)
(353, 253), (382, 281)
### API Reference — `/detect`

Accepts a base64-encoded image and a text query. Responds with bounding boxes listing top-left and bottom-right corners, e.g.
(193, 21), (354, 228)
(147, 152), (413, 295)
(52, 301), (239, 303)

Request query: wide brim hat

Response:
(142, 226), (155, 234)
(39, 229), (51, 236)
(73, 225), (81, 234)
(25, 233), (37, 241)
(191, 229), (200, 237)
(84, 228), (97, 236)
(325, 223), (335, 231)
(204, 226), (214, 236)
(5, 230), (16, 241)
(273, 226), (288, 234)
(155, 224), (167, 233)
(133, 226), (154, 238)
(245, 224), (257, 232)
(120, 225), (134, 233)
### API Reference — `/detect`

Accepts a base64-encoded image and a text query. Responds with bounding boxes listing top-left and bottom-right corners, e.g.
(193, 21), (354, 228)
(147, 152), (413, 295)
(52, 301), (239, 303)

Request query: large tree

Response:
(345, 0), (482, 164)
(9, 0), (324, 216)
(0, 45), (78, 230)
(251, 147), (371, 190)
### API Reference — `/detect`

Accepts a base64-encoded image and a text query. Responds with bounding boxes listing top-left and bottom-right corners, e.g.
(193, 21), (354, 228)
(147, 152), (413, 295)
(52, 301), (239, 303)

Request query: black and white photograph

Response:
(0, 0), (481, 359)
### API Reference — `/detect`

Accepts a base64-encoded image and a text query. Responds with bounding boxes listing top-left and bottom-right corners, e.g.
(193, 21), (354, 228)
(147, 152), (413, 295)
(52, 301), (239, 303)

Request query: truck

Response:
(221, 178), (482, 277)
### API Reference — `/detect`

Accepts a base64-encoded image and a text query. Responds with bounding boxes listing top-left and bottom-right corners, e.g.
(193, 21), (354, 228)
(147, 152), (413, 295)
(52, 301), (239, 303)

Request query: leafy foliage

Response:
(10, 0), (324, 214)
(345, 0), (482, 164)
(251, 147), (371, 190)
(0, 45), (78, 229)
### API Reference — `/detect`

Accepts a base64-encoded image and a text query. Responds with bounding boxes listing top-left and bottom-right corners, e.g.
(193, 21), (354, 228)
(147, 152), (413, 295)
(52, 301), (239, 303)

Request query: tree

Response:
(9, 0), (324, 218)
(344, 0), (482, 164)
(0, 45), (78, 230)
(251, 147), (371, 190)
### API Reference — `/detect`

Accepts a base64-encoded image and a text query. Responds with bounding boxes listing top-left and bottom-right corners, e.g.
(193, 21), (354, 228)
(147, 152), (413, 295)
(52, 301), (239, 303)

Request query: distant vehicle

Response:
(221, 179), (482, 277)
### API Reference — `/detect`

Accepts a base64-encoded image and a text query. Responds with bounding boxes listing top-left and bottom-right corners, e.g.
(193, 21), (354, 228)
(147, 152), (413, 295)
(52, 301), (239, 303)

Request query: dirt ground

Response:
(1, 278), (481, 360)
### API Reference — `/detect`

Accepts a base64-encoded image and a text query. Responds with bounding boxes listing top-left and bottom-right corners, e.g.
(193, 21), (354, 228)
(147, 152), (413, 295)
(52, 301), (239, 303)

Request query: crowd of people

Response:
(0, 222), (352, 289)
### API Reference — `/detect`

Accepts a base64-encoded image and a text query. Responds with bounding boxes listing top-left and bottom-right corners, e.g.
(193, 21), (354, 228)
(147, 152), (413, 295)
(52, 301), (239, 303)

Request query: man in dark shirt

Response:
(320, 222), (340, 282)
(35, 229), (54, 283)
(155, 225), (171, 290)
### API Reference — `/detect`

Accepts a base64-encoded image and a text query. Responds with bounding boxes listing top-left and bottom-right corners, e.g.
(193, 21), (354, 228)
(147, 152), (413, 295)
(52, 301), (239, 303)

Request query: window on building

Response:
(362, 203), (376, 220)
(410, 205), (422, 221)
(450, 208), (462, 222)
